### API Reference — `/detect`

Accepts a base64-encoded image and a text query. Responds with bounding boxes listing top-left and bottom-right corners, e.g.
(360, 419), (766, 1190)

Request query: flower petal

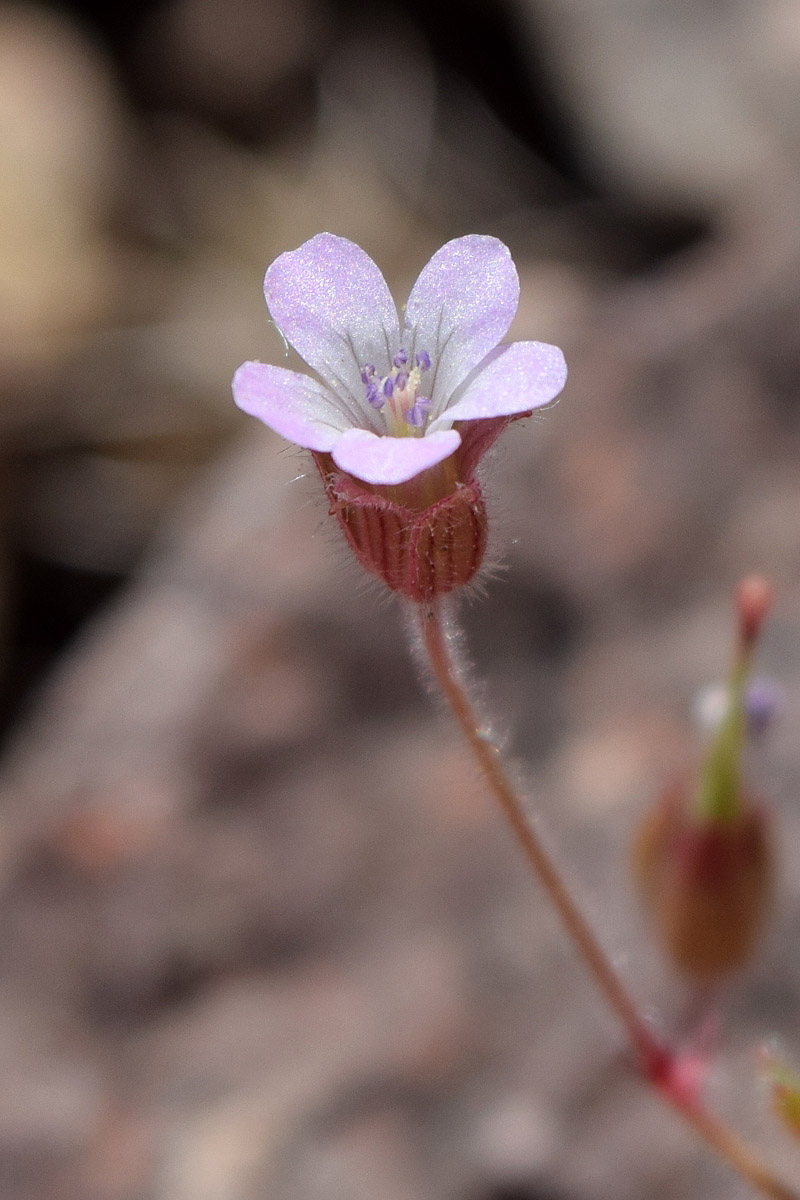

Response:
(404, 235), (519, 414)
(233, 361), (350, 451)
(428, 341), (567, 431)
(264, 233), (400, 417)
(332, 428), (461, 486)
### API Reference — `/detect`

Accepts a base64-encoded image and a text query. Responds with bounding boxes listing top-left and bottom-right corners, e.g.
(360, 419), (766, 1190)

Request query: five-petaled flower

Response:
(233, 233), (567, 600)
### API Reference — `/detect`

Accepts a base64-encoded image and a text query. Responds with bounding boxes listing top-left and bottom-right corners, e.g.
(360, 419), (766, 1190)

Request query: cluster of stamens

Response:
(360, 349), (432, 435)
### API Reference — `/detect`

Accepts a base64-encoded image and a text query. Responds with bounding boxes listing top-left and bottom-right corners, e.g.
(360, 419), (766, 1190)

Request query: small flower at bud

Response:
(694, 677), (783, 741)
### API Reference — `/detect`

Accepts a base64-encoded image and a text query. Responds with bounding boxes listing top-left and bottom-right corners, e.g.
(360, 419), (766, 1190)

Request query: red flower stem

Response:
(417, 598), (797, 1200)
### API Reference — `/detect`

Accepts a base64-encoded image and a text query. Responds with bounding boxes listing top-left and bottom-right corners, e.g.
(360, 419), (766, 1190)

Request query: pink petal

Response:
(264, 234), (400, 414)
(233, 361), (351, 451)
(404, 235), (519, 413)
(332, 428), (461, 486)
(428, 341), (567, 431)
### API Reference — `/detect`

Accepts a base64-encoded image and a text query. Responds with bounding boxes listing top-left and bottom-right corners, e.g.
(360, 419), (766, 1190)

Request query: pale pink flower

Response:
(232, 233), (566, 486)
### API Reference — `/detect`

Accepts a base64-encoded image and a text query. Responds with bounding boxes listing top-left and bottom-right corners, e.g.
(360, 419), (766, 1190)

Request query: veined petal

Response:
(264, 233), (400, 414)
(332, 427), (461, 486)
(404, 236), (519, 415)
(428, 341), (567, 431)
(233, 361), (350, 452)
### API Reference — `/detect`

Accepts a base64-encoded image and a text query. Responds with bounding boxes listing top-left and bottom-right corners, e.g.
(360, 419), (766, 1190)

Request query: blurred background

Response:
(1, 0), (800, 1197)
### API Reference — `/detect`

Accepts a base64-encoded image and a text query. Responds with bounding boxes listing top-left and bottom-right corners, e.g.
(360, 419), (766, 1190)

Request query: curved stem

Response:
(417, 598), (797, 1200)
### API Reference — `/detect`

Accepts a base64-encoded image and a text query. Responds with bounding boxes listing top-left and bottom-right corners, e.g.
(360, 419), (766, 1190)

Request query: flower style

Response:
(233, 233), (567, 599)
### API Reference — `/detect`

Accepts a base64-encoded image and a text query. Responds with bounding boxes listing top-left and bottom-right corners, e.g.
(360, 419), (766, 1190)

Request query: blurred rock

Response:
(136, 0), (326, 115)
(0, 5), (125, 374)
(515, 0), (777, 210)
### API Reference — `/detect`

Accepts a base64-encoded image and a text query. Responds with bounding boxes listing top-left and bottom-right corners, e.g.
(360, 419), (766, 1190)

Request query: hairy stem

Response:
(417, 598), (797, 1200)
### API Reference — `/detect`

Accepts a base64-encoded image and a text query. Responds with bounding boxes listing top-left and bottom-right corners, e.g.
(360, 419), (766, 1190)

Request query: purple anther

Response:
(415, 350), (431, 371)
(366, 381), (383, 408)
(404, 396), (431, 428)
(393, 350), (408, 367)
(395, 371), (409, 390)
(382, 376), (395, 398)
(402, 403), (429, 427)
(360, 364), (375, 383)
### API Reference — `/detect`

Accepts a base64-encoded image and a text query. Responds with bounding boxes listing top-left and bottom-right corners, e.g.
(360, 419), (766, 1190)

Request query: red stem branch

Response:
(418, 599), (797, 1200)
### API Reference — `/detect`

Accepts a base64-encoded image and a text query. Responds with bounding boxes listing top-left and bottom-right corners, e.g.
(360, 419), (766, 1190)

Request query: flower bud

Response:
(633, 576), (776, 981)
(633, 781), (772, 981)
(736, 575), (772, 653)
